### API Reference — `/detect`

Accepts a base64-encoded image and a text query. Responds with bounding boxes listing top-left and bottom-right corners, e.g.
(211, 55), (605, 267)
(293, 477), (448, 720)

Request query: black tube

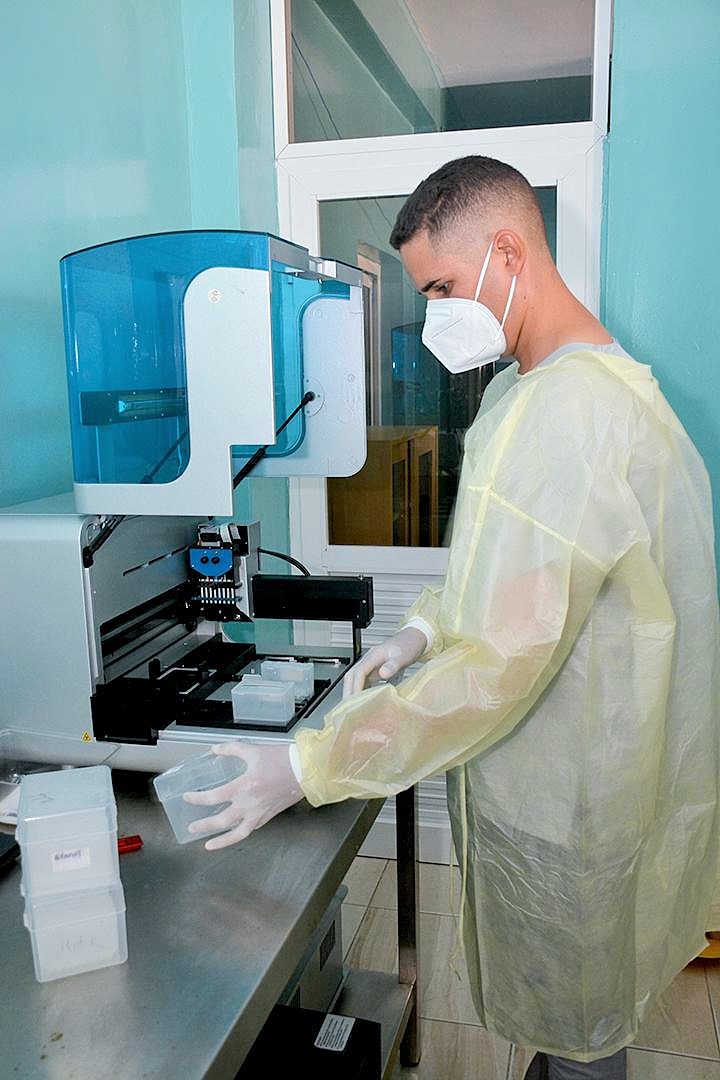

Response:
(232, 391), (315, 490)
(258, 547), (310, 576)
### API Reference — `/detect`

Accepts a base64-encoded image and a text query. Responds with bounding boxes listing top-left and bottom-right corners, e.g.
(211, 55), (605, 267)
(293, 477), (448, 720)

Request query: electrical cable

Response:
(232, 390), (315, 490)
(257, 548), (311, 577)
(292, 34), (342, 138)
(141, 428), (189, 484)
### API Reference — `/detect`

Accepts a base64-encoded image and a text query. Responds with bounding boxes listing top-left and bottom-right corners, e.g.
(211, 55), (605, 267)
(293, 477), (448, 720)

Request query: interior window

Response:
(320, 187), (557, 547)
(291, 0), (595, 142)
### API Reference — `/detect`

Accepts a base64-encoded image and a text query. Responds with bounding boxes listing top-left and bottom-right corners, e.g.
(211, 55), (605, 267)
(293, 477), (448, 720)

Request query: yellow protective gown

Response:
(294, 349), (720, 1061)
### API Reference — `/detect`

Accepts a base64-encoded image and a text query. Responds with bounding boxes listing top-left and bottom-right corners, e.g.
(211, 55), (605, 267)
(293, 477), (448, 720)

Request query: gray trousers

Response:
(523, 1048), (627, 1079)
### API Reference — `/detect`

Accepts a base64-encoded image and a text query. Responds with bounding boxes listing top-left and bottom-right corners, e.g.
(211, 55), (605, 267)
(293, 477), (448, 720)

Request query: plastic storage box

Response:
(17, 766), (120, 896)
(231, 675), (296, 725)
(153, 751), (248, 844)
(0, 729), (116, 827)
(260, 660), (314, 701)
(23, 883), (127, 982)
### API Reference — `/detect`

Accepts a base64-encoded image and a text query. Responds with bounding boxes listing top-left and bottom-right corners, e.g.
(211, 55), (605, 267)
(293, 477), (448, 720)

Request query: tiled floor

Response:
(341, 856), (720, 1080)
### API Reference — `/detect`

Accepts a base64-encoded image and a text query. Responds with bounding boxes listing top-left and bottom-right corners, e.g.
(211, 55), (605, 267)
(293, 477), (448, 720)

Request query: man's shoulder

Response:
(529, 348), (648, 411)
(527, 347), (691, 448)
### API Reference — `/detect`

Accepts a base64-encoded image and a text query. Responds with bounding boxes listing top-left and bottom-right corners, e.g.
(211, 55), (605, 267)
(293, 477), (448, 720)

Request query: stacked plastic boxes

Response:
(16, 765), (127, 982)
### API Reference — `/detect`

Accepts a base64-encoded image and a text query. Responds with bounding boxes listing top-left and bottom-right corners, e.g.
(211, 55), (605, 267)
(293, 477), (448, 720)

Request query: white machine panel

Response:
(248, 288), (367, 478)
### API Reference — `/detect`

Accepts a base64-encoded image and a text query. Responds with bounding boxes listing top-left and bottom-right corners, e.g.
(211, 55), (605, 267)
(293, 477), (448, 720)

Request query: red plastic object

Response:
(118, 834), (143, 854)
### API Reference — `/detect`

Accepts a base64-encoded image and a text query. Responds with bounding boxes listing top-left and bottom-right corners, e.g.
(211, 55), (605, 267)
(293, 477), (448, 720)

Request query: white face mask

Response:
(421, 241), (517, 374)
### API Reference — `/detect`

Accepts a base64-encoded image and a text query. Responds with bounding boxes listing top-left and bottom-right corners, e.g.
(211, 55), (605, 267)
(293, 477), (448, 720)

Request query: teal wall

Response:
(603, 0), (720, 571)
(0, 1), (286, 570)
(1, 2), (190, 506)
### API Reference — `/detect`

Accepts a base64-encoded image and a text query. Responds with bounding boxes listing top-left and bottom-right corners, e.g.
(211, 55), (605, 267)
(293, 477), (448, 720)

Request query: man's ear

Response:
(494, 230), (526, 276)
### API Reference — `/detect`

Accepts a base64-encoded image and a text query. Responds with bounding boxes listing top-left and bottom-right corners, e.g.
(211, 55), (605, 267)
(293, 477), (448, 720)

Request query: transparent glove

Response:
(343, 626), (428, 698)
(183, 741), (303, 851)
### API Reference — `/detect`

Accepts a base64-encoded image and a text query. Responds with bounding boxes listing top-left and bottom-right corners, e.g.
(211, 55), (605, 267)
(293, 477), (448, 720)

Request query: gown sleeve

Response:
(295, 363), (646, 806)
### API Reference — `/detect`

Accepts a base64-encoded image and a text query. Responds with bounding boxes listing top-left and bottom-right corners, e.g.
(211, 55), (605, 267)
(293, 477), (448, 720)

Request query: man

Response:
(186, 157), (720, 1080)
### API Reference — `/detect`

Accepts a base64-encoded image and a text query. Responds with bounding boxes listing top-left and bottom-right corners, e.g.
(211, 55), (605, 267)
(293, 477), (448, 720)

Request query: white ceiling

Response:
(403, 0), (595, 86)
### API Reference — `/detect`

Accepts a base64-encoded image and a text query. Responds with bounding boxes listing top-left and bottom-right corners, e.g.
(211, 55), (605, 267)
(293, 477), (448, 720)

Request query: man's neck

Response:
(513, 282), (612, 374)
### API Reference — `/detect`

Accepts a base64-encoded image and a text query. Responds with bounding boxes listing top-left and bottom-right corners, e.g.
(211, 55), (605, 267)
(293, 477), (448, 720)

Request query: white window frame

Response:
(270, 0), (612, 580)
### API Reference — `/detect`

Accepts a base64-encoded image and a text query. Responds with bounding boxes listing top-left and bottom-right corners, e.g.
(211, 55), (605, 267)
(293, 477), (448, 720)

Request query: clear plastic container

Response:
(23, 883), (127, 982)
(260, 660), (314, 701)
(231, 675), (296, 724)
(16, 766), (120, 897)
(0, 729), (117, 827)
(153, 751), (248, 844)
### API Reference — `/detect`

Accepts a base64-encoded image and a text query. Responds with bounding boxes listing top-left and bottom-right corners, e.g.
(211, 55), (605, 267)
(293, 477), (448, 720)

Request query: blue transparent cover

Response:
(60, 230), (326, 487)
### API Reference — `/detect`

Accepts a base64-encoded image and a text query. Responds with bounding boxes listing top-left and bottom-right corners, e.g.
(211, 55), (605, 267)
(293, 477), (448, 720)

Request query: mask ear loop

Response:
(473, 241), (495, 302)
(499, 275), (517, 330)
(474, 243), (518, 332)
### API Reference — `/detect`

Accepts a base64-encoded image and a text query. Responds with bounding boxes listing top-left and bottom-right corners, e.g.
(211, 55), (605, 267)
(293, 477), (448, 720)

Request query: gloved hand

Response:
(183, 741), (303, 851)
(343, 626), (428, 698)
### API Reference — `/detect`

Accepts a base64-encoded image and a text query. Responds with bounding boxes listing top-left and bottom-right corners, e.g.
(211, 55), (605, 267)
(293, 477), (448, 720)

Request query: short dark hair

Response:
(390, 155), (543, 250)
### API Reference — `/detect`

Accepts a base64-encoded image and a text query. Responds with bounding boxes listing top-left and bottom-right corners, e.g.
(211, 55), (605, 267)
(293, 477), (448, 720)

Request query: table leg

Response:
(395, 785), (421, 1067)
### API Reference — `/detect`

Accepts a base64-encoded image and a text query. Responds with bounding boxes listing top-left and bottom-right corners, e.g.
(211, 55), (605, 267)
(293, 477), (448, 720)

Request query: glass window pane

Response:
(291, 0), (595, 142)
(321, 188), (556, 548)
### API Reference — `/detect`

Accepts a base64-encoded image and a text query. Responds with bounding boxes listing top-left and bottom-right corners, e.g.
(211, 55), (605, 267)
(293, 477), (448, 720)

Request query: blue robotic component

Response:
(189, 548), (234, 578)
(187, 522), (260, 622)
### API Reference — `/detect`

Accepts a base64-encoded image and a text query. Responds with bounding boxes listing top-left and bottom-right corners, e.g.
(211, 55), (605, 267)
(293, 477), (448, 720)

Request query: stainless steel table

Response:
(0, 772), (420, 1078)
